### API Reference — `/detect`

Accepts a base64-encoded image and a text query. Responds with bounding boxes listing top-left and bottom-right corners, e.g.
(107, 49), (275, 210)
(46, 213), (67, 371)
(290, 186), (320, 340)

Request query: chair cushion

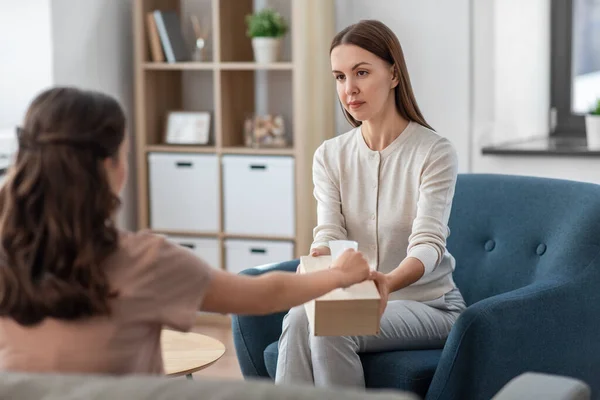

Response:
(264, 341), (279, 379)
(263, 340), (441, 397)
(362, 349), (442, 398)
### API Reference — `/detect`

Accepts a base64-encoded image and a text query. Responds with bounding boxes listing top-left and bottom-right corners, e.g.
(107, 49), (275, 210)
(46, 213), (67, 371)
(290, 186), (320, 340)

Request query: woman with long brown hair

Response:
(0, 86), (372, 374)
(275, 20), (466, 387)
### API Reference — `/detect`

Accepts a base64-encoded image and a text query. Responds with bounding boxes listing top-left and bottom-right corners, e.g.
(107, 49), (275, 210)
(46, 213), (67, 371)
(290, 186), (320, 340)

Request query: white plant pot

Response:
(251, 37), (281, 63)
(585, 114), (600, 148)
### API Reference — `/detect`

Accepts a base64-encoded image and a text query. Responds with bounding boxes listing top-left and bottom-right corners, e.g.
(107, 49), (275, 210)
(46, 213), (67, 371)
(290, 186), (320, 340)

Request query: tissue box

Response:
(299, 255), (381, 336)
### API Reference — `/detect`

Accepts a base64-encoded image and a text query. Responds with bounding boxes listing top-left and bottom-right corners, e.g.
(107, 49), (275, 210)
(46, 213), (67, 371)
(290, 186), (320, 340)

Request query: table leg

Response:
(186, 374), (193, 380)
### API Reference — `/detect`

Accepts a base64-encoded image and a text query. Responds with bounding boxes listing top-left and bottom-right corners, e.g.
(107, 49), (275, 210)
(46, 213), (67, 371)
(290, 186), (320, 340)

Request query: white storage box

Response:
(166, 236), (221, 270)
(225, 239), (294, 274)
(222, 155), (295, 237)
(148, 153), (219, 232)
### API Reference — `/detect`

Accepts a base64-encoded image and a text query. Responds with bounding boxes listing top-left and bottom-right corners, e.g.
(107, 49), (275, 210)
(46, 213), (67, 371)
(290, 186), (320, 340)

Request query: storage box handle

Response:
(176, 161), (193, 168)
(250, 248), (267, 254)
(180, 243), (196, 250)
(250, 164), (267, 170)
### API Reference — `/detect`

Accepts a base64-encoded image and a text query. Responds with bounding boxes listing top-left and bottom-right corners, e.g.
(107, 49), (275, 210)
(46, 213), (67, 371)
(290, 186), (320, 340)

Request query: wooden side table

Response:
(161, 329), (226, 379)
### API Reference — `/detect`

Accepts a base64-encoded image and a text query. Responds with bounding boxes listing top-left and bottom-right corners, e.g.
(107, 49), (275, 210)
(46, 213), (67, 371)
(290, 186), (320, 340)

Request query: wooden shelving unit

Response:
(142, 62), (293, 71)
(145, 144), (217, 153)
(133, 0), (336, 305)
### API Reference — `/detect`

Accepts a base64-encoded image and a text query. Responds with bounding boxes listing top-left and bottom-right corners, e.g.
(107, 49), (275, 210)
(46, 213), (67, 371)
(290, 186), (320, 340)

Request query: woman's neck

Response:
(361, 99), (410, 151)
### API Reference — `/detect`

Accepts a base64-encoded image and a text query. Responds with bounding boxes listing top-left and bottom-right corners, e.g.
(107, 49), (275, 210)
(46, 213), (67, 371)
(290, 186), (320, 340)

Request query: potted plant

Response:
(586, 98), (600, 148)
(245, 8), (288, 63)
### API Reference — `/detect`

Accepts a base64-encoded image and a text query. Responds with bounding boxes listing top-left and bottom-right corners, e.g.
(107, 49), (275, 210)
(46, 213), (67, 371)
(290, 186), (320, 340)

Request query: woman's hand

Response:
(296, 247), (331, 272)
(370, 271), (390, 319)
(330, 249), (371, 288)
(310, 246), (331, 257)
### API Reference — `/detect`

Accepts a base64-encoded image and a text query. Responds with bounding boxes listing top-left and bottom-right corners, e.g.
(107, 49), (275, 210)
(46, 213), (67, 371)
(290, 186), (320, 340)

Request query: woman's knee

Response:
(310, 334), (359, 354)
(283, 306), (309, 332)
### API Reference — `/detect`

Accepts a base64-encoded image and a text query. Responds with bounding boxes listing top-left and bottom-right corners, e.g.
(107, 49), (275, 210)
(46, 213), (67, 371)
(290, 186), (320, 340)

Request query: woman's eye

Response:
(357, 70), (369, 77)
(335, 74), (345, 81)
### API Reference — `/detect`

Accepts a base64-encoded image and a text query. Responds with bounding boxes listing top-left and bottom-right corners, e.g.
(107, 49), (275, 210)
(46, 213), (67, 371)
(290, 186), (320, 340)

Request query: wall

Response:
(471, 0), (550, 146)
(0, 1), (53, 130)
(51, 0), (137, 229)
(334, 0), (472, 172)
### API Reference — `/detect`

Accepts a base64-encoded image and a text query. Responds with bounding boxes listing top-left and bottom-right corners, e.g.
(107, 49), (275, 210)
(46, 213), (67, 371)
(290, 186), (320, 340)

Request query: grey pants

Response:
(275, 288), (466, 388)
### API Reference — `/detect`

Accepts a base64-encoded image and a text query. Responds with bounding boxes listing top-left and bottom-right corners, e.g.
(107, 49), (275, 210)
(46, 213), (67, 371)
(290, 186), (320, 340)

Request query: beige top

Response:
(0, 230), (214, 375)
(311, 121), (458, 302)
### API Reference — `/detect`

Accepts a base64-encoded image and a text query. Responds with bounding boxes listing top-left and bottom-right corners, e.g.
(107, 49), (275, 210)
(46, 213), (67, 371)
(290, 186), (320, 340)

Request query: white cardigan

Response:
(310, 121), (458, 302)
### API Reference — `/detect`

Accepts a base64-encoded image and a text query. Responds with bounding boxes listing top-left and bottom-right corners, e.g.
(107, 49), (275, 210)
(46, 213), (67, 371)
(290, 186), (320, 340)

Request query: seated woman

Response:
(275, 20), (467, 388)
(0, 86), (372, 375)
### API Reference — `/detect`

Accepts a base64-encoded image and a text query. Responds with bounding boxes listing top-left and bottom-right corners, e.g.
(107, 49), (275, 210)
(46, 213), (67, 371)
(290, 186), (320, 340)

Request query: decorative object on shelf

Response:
(165, 111), (211, 145)
(585, 98), (600, 149)
(190, 14), (210, 62)
(245, 8), (288, 63)
(244, 114), (288, 148)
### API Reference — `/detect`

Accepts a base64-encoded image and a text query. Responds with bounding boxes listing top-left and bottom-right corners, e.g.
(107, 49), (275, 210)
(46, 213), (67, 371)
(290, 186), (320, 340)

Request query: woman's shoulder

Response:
(118, 229), (168, 252)
(410, 123), (453, 146)
(113, 229), (212, 279)
(314, 126), (360, 158)
(406, 124), (458, 174)
(114, 229), (183, 268)
(409, 123), (457, 157)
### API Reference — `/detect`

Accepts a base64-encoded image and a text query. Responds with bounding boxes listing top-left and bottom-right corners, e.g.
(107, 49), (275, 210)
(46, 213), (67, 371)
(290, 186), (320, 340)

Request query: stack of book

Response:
(146, 10), (190, 63)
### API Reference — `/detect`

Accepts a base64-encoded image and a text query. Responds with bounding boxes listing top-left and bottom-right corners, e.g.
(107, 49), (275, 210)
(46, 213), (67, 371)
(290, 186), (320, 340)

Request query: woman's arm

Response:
(386, 257), (425, 292)
(311, 144), (347, 252)
(386, 138), (458, 291)
(200, 249), (370, 315)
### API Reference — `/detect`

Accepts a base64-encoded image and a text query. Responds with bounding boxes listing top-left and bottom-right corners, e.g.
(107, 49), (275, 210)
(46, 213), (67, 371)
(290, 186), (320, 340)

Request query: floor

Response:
(190, 322), (244, 380)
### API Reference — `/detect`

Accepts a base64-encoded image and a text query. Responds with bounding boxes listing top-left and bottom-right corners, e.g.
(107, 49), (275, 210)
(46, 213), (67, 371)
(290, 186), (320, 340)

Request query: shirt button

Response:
(372, 183), (377, 189)
(370, 213), (376, 220)
(371, 245), (377, 250)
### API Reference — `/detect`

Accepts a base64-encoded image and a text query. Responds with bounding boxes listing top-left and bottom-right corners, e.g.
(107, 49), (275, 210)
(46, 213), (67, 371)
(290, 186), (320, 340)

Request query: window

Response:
(551, 0), (600, 137)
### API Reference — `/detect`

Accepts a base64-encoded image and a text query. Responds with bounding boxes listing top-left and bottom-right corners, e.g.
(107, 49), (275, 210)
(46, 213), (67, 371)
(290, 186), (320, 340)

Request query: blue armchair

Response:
(232, 174), (600, 400)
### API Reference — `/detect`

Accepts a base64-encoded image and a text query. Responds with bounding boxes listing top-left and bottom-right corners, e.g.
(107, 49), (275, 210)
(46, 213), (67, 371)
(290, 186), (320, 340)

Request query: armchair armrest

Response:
(491, 372), (590, 400)
(427, 252), (600, 400)
(231, 259), (300, 378)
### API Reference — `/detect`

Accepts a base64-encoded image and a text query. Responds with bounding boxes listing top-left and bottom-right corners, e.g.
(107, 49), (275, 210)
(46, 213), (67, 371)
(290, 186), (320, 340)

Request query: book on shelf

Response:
(152, 10), (191, 63)
(146, 12), (165, 62)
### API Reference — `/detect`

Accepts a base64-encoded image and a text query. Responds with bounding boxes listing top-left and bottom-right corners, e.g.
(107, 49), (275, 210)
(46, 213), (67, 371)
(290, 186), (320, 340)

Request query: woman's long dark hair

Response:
(0, 87), (125, 326)
(331, 20), (434, 131)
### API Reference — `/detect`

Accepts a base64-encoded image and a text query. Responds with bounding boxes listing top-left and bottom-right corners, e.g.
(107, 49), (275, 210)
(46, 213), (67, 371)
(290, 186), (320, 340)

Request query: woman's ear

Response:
(390, 65), (399, 89)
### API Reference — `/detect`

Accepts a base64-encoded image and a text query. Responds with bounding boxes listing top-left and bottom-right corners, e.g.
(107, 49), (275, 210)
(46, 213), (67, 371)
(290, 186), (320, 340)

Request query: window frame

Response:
(550, 0), (586, 138)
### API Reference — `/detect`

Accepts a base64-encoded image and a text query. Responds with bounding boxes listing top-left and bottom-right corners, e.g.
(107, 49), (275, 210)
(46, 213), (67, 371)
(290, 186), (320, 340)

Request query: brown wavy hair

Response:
(331, 19), (434, 131)
(0, 87), (126, 326)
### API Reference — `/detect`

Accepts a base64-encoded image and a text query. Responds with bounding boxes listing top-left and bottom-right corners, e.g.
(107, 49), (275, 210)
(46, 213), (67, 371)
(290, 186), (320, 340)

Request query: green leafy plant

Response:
(589, 98), (600, 116)
(245, 8), (288, 38)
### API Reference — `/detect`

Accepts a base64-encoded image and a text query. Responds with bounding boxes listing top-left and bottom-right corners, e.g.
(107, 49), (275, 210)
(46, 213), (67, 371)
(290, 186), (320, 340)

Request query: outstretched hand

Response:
(370, 270), (390, 319)
(330, 249), (370, 288)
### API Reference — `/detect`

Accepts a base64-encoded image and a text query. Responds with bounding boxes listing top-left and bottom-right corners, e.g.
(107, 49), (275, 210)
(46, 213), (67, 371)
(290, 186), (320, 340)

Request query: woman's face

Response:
(331, 44), (398, 122)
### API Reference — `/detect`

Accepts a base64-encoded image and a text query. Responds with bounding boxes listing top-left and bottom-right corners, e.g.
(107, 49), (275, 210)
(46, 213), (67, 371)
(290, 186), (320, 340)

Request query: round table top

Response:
(161, 329), (226, 377)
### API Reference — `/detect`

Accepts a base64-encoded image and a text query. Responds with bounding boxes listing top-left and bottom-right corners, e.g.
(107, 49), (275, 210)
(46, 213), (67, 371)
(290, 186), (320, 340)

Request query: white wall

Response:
(493, 0), (550, 141)
(335, 0), (472, 172)
(51, 0), (137, 229)
(0, 1), (53, 130)
(473, 0), (550, 147)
